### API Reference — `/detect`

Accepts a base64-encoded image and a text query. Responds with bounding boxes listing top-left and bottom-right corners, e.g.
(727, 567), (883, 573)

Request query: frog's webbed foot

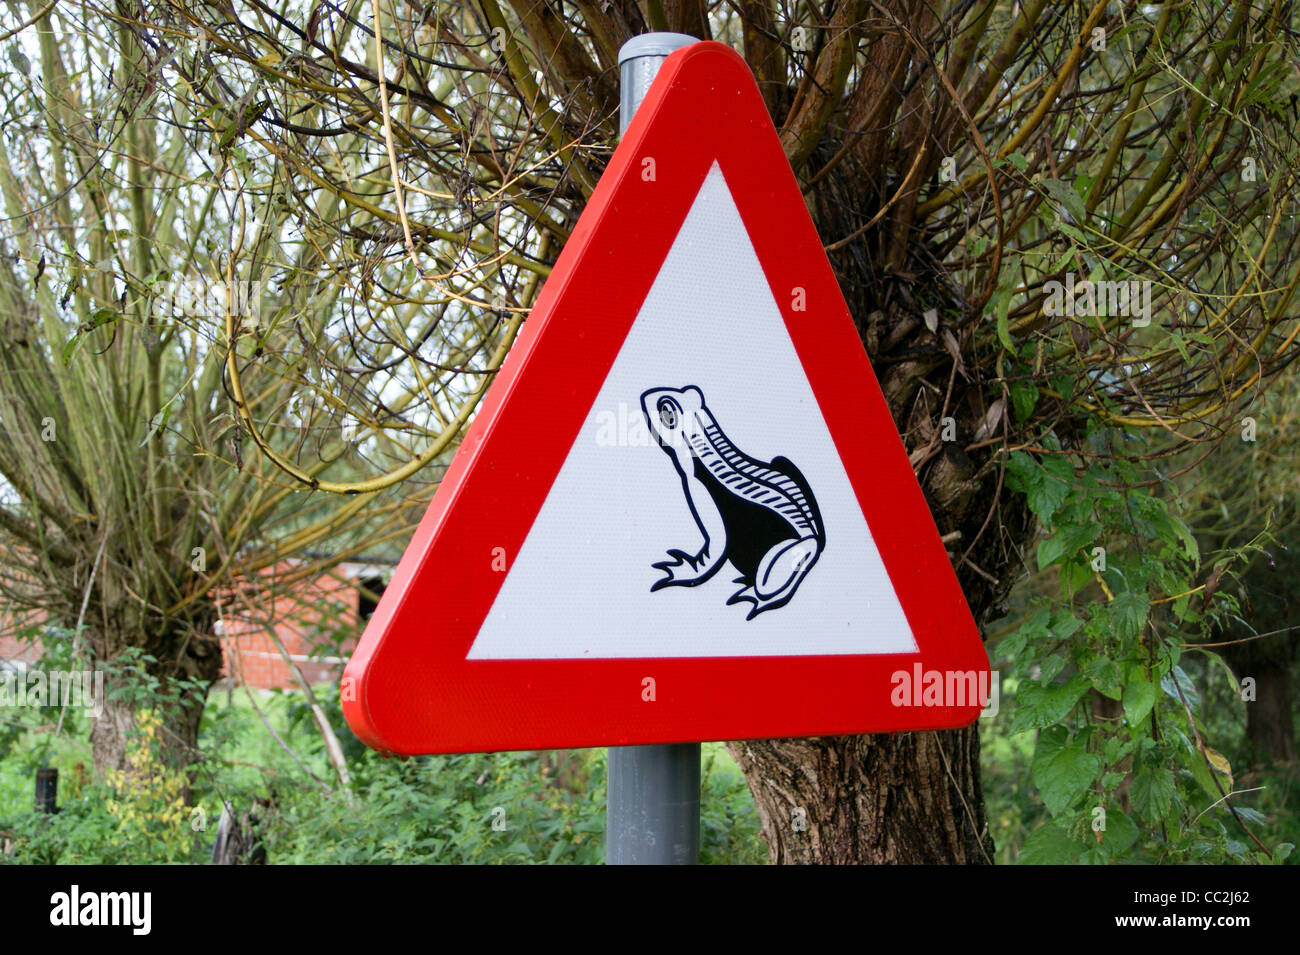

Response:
(727, 581), (797, 621)
(725, 581), (767, 620)
(651, 548), (722, 590)
(728, 538), (821, 619)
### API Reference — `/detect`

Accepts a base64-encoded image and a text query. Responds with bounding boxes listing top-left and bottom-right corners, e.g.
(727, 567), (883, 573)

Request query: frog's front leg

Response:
(651, 475), (728, 589)
(651, 543), (726, 589)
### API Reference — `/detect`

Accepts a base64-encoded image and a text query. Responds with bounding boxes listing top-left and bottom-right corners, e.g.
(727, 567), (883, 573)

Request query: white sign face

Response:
(467, 163), (918, 659)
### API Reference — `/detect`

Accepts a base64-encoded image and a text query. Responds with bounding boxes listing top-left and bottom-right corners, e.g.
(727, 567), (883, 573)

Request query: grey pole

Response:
(606, 32), (701, 867)
(617, 32), (699, 136)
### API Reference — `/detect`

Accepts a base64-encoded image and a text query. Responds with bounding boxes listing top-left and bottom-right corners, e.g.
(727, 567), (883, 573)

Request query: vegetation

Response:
(0, 0), (1298, 864)
(1, 659), (765, 864)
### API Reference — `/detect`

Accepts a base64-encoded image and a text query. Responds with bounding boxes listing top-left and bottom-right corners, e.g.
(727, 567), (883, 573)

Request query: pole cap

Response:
(617, 32), (699, 66)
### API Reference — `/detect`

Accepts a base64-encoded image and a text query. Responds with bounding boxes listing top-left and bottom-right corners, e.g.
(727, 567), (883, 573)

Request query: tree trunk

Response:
(89, 616), (223, 780)
(90, 693), (136, 775)
(729, 727), (990, 863)
(1241, 664), (1296, 766)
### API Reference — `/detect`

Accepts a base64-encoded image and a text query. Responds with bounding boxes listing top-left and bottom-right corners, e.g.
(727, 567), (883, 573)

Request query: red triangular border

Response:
(342, 42), (988, 755)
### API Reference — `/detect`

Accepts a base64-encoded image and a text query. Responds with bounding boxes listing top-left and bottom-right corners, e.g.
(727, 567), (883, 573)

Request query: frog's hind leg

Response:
(727, 538), (821, 620)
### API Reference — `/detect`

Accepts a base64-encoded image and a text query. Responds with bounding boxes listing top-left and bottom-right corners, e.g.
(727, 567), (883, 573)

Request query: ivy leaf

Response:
(1032, 725), (1101, 815)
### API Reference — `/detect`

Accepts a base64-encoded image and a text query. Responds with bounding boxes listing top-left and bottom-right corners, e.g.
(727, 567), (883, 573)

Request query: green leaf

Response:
(1041, 177), (1089, 224)
(1101, 771), (1127, 791)
(1083, 655), (1123, 699)
(1111, 590), (1149, 641)
(1144, 502), (1199, 562)
(1041, 454), (1074, 485)
(1039, 653), (1067, 684)
(61, 307), (120, 366)
(1050, 373), (1076, 400)
(1167, 329), (1190, 363)
(1200, 649), (1245, 700)
(1018, 824), (1078, 864)
(1010, 379), (1039, 422)
(1160, 665), (1200, 712)
(1103, 735), (1135, 763)
(1004, 450), (1038, 491)
(1096, 809), (1140, 858)
(1032, 725), (1101, 815)
(1012, 675), (1090, 733)
(1131, 768), (1177, 823)
(1005, 451), (1071, 525)
(1123, 672), (1157, 728)
(61, 334), (84, 367)
(997, 630), (1027, 663)
(1051, 613), (1085, 640)
(994, 290), (1014, 352)
(1037, 523), (1099, 570)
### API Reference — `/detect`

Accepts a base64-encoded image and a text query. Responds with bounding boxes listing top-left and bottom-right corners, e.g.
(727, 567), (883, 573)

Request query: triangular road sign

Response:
(343, 42), (989, 755)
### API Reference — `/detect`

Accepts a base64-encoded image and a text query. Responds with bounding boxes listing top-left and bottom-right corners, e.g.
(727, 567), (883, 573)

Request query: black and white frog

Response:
(641, 385), (825, 619)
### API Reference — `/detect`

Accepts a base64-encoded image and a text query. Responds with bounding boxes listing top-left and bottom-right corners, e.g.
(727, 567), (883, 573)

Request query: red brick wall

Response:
(0, 562), (379, 690)
(0, 607), (46, 665)
(0, 633), (41, 665)
(216, 563), (369, 690)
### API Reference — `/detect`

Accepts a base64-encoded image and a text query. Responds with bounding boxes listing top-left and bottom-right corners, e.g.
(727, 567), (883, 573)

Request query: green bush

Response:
(2, 674), (767, 864)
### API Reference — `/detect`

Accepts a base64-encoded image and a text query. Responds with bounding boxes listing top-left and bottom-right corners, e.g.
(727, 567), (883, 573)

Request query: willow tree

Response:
(5, 0), (1298, 861)
(0, 3), (444, 773)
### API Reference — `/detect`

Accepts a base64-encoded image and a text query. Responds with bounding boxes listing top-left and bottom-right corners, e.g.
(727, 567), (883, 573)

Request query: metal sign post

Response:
(606, 33), (702, 867)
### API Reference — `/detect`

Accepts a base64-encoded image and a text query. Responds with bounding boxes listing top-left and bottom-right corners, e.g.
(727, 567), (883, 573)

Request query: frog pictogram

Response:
(641, 385), (825, 619)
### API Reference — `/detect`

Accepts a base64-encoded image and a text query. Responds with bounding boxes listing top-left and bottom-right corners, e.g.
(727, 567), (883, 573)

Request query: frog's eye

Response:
(657, 397), (680, 430)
